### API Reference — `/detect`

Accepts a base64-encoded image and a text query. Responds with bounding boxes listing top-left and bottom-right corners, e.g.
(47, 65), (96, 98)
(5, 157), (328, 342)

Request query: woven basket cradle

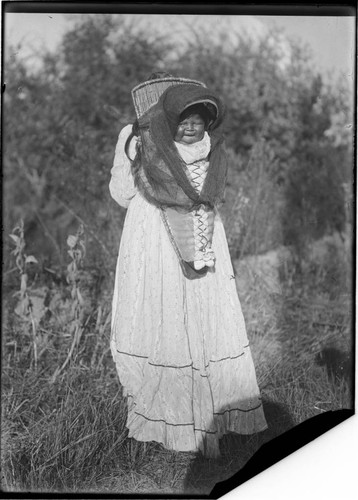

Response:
(131, 77), (206, 119)
(131, 77), (213, 279)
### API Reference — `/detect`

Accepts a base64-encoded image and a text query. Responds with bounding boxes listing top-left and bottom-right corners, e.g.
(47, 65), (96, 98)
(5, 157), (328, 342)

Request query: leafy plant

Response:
(10, 219), (40, 369)
(50, 224), (87, 383)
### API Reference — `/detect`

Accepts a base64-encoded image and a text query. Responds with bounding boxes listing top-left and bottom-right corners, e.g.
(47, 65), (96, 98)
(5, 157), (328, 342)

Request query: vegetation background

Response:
(2, 13), (354, 495)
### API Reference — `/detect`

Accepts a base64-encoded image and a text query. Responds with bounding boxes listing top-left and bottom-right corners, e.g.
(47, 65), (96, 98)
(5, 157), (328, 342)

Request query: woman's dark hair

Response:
(125, 120), (139, 161)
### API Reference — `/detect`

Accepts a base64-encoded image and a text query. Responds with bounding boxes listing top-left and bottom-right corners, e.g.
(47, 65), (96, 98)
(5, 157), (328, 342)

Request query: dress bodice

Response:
(187, 160), (209, 194)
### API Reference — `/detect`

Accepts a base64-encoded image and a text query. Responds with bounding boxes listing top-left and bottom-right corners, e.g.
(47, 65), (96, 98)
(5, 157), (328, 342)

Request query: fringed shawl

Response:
(132, 84), (228, 211)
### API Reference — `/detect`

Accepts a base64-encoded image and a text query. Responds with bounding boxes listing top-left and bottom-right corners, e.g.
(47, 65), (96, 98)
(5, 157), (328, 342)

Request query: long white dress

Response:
(110, 125), (267, 457)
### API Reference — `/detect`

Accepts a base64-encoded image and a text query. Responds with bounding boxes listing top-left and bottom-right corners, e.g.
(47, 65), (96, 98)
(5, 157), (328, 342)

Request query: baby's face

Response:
(174, 113), (205, 145)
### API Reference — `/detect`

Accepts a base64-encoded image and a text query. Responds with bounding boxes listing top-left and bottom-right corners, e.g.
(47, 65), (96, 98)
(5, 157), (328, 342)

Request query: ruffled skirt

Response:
(111, 193), (267, 456)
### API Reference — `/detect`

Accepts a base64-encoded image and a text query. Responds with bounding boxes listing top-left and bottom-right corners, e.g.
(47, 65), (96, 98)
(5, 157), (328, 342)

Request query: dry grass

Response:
(1, 229), (353, 495)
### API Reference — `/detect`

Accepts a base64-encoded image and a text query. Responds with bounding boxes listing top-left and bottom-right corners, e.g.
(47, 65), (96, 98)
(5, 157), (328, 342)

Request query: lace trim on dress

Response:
(175, 134), (216, 270)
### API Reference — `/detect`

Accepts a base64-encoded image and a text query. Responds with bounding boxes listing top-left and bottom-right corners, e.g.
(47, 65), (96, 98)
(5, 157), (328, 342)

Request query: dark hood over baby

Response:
(160, 84), (223, 136)
(133, 83), (228, 211)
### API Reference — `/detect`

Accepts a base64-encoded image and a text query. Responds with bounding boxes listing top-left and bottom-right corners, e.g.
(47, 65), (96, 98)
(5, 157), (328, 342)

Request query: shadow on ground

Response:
(183, 397), (294, 495)
(184, 399), (353, 497)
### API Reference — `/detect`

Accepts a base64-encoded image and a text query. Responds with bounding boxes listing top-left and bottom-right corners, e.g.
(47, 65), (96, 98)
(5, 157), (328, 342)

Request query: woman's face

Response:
(174, 113), (206, 145)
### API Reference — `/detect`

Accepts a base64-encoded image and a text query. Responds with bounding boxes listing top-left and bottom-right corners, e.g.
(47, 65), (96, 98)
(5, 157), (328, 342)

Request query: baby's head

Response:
(174, 103), (216, 145)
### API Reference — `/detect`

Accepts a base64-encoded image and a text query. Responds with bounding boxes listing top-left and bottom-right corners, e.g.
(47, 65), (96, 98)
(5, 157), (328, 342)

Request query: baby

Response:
(173, 105), (216, 271)
(129, 77), (225, 279)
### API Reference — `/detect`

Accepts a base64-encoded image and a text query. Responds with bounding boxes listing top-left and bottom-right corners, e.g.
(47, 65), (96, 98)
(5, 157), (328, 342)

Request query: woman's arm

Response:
(109, 124), (138, 208)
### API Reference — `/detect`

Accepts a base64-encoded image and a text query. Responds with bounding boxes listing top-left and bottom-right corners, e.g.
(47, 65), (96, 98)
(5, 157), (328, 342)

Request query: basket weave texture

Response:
(131, 77), (205, 118)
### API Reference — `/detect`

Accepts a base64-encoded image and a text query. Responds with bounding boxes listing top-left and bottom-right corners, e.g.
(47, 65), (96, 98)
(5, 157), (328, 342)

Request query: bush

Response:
(3, 15), (352, 271)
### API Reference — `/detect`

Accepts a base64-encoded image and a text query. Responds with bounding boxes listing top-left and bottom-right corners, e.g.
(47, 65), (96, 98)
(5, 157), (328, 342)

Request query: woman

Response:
(109, 73), (267, 458)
